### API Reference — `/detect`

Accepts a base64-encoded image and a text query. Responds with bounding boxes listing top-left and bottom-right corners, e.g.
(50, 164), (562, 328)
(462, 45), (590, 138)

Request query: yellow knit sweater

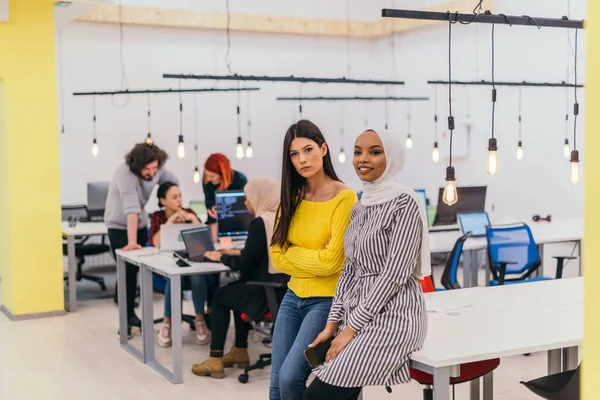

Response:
(270, 189), (358, 298)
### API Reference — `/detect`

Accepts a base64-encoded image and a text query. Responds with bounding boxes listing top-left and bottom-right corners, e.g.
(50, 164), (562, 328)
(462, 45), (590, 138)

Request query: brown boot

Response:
(222, 346), (250, 368)
(191, 357), (225, 379)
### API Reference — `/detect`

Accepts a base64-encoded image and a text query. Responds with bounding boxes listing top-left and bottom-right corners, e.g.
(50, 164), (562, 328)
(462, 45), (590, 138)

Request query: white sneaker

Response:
(195, 320), (210, 345)
(157, 323), (172, 347)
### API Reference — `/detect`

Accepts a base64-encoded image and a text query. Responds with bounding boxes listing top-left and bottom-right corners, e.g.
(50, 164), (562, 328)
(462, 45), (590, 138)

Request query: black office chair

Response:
(62, 205), (110, 290)
(238, 278), (288, 384)
(521, 364), (580, 400)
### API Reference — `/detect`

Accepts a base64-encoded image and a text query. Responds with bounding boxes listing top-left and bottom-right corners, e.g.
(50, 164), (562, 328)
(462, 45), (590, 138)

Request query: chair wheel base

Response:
(238, 373), (249, 384)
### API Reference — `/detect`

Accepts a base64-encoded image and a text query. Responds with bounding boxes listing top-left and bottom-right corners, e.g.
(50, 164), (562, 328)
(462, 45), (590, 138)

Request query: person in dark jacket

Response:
(203, 153), (248, 242)
(191, 177), (288, 379)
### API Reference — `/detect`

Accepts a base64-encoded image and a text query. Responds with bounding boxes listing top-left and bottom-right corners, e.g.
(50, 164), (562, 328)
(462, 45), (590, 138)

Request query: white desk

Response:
(115, 249), (229, 384)
(428, 218), (583, 287)
(61, 222), (108, 312)
(415, 277), (582, 400)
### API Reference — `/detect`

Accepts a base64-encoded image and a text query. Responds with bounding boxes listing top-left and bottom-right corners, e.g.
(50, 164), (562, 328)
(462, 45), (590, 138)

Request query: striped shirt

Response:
(314, 193), (427, 388)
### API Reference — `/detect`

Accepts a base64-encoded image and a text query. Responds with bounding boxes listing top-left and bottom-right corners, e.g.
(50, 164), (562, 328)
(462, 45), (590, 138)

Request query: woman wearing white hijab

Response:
(304, 129), (431, 399)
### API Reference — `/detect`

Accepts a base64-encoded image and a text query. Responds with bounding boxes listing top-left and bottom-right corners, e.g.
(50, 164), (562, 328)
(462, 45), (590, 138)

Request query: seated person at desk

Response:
(192, 177), (289, 379)
(149, 181), (210, 347)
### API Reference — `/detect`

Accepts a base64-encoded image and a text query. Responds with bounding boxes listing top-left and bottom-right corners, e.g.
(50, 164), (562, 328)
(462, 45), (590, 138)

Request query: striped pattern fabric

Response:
(315, 193), (427, 388)
(270, 189), (358, 298)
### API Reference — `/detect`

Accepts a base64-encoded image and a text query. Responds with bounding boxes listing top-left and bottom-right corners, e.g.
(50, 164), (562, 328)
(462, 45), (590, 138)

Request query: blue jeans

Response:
(164, 275), (207, 318)
(269, 290), (332, 400)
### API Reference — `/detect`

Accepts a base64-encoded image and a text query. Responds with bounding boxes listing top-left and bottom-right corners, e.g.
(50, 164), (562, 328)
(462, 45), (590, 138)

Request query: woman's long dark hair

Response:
(271, 119), (341, 247)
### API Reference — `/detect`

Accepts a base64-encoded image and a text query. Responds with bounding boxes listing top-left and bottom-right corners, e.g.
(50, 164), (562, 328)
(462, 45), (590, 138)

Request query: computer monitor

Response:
(414, 189), (427, 207)
(87, 181), (109, 221)
(458, 211), (491, 237)
(433, 186), (487, 226)
(215, 190), (253, 238)
(189, 200), (207, 218)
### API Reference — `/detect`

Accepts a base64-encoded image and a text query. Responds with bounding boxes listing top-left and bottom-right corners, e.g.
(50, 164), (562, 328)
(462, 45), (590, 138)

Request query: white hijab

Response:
(359, 129), (431, 278)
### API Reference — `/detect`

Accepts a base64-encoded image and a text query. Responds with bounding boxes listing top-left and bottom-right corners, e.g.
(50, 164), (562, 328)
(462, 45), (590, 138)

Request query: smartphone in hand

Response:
(304, 337), (334, 368)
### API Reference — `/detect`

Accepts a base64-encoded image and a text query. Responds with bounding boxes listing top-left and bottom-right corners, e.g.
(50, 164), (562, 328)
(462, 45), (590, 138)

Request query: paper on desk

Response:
(426, 297), (472, 313)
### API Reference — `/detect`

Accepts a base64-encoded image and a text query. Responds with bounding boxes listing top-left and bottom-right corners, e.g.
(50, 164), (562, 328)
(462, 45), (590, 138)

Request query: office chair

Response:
(238, 279), (287, 384)
(440, 233), (471, 290)
(61, 205), (110, 290)
(520, 363), (580, 400)
(412, 276), (501, 400)
(486, 224), (576, 286)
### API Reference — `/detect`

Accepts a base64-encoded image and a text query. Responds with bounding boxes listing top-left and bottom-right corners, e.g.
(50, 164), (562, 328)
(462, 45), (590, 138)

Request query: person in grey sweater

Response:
(105, 143), (179, 334)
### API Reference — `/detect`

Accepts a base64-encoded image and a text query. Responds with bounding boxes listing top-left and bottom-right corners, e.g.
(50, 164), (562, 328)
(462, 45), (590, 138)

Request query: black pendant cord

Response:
(246, 91), (252, 144)
(518, 87), (522, 141)
(299, 84), (303, 118)
(178, 79), (184, 138)
(434, 85), (439, 142)
(447, 17), (454, 168)
(92, 95), (97, 140)
(147, 94), (151, 138)
(491, 23), (496, 140)
(406, 102), (411, 136)
(384, 86), (389, 130)
(193, 94), (199, 166)
(573, 28), (579, 151)
(236, 81), (242, 140)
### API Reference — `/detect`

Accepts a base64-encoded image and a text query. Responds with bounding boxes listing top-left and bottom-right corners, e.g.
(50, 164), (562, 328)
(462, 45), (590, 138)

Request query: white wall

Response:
(57, 0), (586, 220)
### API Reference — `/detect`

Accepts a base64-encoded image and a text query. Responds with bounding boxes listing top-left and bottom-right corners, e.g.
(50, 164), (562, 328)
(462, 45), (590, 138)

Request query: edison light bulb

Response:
(146, 133), (153, 145)
(516, 141), (524, 160)
(338, 149), (346, 164)
(486, 138), (499, 176)
(177, 135), (185, 159)
(193, 167), (201, 184)
(442, 167), (458, 206)
(91, 138), (98, 157)
(432, 142), (440, 163)
(569, 150), (580, 185)
(245, 142), (253, 158)
(236, 137), (245, 160)
(406, 135), (413, 149)
(563, 139), (571, 159)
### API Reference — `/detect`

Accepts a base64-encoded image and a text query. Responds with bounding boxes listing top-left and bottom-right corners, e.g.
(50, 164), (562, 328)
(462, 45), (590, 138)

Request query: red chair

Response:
(412, 276), (500, 400)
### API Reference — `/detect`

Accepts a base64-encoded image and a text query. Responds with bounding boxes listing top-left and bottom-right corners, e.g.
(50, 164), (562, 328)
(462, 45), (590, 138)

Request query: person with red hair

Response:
(203, 153), (248, 241)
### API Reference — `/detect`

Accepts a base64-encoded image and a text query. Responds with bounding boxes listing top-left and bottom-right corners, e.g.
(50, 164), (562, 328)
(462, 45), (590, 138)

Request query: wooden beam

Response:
(75, 0), (495, 38)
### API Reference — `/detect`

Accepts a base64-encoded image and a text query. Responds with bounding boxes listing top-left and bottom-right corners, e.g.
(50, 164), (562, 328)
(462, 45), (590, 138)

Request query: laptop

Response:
(159, 223), (204, 252)
(458, 211), (491, 238)
(180, 226), (216, 262)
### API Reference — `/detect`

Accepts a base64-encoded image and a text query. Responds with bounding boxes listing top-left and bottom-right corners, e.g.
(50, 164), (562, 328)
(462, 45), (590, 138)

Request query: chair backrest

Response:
(419, 276), (435, 293)
(61, 205), (89, 222)
(441, 234), (470, 290)
(486, 224), (540, 276)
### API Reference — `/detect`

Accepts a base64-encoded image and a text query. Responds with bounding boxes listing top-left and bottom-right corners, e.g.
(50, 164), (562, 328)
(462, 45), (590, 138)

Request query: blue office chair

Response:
(486, 224), (575, 286)
(440, 233), (471, 290)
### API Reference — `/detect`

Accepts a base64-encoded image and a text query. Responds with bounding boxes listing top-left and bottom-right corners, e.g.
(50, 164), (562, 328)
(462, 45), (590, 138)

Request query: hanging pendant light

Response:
(442, 18), (458, 206)
(563, 30), (571, 160)
(432, 142), (440, 162)
(177, 81), (185, 159)
(569, 29), (581, 185)
(91, 96), (98, 157)
(486, 24), (499, 176)
(236, 136), (244, 160)
(193, 166), (201, 184)
(145, 94), (153, 145)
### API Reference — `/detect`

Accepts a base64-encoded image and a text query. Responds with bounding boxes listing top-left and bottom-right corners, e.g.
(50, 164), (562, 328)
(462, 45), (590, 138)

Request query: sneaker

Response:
(157, 323), (172, 348)
(195, 320), (210, 345)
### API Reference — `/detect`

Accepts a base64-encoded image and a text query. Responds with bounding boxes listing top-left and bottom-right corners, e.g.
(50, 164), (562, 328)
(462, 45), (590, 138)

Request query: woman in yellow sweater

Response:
(269, 119), (357, 400)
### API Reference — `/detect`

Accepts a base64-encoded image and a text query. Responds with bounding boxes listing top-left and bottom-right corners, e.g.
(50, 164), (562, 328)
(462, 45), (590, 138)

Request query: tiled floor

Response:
(0, 263), (559, 400)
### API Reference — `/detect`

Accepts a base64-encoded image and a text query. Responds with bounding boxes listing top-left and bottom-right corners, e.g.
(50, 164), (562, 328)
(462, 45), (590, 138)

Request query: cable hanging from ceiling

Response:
(516, 87), (524, 160)
(245, 91), (253, 158)
(569, 28), (580, 185)
(193, 93), (201, 183)
(338, 104), (346, 164)
(442, 15), (457, 206)
(177, 79), (185, 159)
(486, 23), (499, 176)
(146, 94), (153, 145)
(235, 82), (244, 160)
(91, 95), (98, 157)
(405, 102), (413, 149)
(432, 85), (440, 162)
(563, 27), (571, 160)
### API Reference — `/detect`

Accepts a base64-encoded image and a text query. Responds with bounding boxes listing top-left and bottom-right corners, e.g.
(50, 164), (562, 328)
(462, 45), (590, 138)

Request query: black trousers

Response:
(303, 378), (362, 400)
(108, 228), (148, 319)
(210, 281), (262, 354)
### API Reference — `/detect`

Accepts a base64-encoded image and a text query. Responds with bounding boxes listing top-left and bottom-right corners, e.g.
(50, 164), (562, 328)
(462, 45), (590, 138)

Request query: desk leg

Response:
(141, 265), (155, 363)
(66, 236), (77, 312)
(482, 372), (493, 400)
(433, 367), (451, 400)
(171, 276), (183, 384)
(548, 349), (562, 375)
(563, 346), (579, 371)
(470, 377), (480, 400)
(117, 256), (144, 362)
(463, 250), (478, 288)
